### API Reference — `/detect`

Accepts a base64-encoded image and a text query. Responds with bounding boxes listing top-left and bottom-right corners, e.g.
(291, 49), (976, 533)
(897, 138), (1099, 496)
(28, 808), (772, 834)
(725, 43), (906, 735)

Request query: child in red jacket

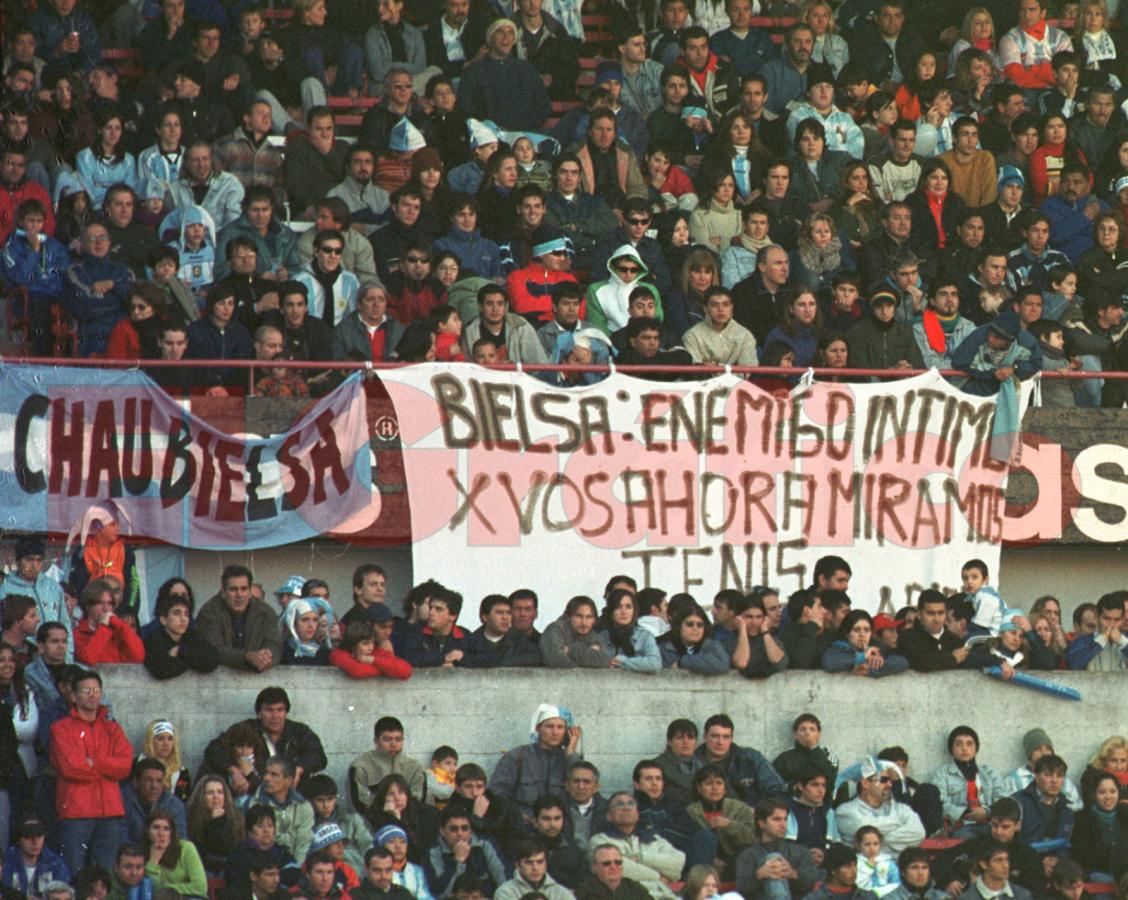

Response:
(330, 612), (412, 680)
(74, 578), (145, 665)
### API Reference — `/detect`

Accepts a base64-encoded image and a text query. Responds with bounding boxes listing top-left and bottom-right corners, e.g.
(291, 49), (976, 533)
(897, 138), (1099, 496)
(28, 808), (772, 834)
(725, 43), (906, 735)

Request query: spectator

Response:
(330, 616), (413, 681)
(294, 229), (360, 328)
(195, 565), (282, 672)
(590, 792), (684, 900)
(952, 308), (1043, 395)
(507, 225), (580, 325)
(170, 60), (236, 146)
(460, 283), (547, 362)
(760, 24), (815, 116)
(460, 595), (542, 669)
(51, 670), (132, 873)
(363, 3), (427, 94)
(331, 283), (405, 362)
(847, 0), (926, 91)
(142, 810), (207, 896)
(544, 154), (619, 272)
(298, 199), (380, 284)
(353, 846), (415, 900)
(122, 759), (188, 845)
(141, 589), (219, 680)
(73, 578), (144, 666)
(682, 285), (757, 365)
(940, 117), (998, 208)
(185, 283), (254, 392)
(836, 760), (926, 855)
(733, 799), (818, 900)
(1, 815), (70, 897)
(288, 0), (365, 100)
(0, 143), (56, 246)
(515, 0), (579, 101)
(109, 843), (154, 900)
(245, 757), (315, 864)
(215, 187), (300, 282)
(286, 108), (350, 219)
(847, 290), (924, 371)
(1043, 164), (1107, 263)
(424, 809), (507, 898)
(458, 20), (551, 131)
(167, 139), (244, 232)
(213, 101), (285, 198)
(999, 0), (1072, 91)
(1066, 592), (1128, 670)
(371, 186), (427, 282)
(328, 145), (390, 238)
(74, 109), (138, 208)
(657, 608), (730, 675)
(618, 26), (665, 119)
(28, 0), (100, 77)
(422, 0), (490, 81)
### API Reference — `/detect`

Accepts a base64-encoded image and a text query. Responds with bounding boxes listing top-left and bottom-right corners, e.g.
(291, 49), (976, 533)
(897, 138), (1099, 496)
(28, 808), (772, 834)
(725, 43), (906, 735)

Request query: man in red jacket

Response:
(50, 669), (133, 873)
(0, 146), (55, 245)
(73, 579), (145, 666)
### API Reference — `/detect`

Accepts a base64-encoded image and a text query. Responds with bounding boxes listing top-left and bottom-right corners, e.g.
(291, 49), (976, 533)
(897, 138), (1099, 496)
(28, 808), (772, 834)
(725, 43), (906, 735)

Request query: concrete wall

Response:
(101, 667), (1117, 805)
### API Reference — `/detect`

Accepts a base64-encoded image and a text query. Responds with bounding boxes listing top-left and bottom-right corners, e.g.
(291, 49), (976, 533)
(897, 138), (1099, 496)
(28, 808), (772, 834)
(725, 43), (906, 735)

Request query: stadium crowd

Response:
(4, 0), (1128, 897)
(1, 527), (1128, 900)
(5, 0), (1128, 396)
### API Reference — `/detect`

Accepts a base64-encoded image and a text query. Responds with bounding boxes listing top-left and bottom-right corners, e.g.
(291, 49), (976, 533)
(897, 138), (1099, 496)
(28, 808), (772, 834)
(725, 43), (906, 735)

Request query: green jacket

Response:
(846, 318), (925, 371)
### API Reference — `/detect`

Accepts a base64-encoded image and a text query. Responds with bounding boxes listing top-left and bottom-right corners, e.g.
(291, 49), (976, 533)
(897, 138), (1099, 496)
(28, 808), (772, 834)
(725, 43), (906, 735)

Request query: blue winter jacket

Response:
(434, 228), (503, 280)
(1, 231), (71, 297)
(64, 254), (133, 356)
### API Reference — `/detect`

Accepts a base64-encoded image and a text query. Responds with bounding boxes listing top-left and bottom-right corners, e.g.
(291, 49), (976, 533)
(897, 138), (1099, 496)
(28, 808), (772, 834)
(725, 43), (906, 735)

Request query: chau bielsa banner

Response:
(377, 366), (1035, 617)
(0, 366), (373, 550)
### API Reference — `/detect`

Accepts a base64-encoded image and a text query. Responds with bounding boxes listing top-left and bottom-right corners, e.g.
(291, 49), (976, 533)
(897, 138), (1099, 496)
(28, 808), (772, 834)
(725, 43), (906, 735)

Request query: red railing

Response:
(4, 356), (1122, 398)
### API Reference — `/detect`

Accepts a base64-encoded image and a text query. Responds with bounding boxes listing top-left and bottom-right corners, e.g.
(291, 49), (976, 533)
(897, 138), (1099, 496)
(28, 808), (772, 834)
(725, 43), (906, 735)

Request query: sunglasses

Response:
(626, 217), (650, 226)
(616, 265), (641, 274)
(318, 246), (343, 255)
(404, 256), (429, 263)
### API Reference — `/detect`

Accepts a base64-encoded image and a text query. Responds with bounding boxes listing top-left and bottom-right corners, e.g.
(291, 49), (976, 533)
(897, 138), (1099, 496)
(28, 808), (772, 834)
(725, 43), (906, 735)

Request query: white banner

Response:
(378, 366), (1024, 624)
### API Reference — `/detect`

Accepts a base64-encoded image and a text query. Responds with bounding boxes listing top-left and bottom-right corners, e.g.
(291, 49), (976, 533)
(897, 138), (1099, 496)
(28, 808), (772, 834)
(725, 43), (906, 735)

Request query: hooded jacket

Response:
(281, 597), (335, 666)
(585, 245), (664, 336)
(173, 204), (217, 299)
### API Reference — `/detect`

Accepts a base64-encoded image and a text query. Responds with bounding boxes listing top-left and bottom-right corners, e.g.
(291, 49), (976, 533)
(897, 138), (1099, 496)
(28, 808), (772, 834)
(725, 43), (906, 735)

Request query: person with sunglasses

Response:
(293, 229), (360, 328)
(589, 793), (684, 900)
(591, 198), (674, 299)
(586, 245), (665, 339)
(835, 758), (925, 857)
(577, 844), (651, 900)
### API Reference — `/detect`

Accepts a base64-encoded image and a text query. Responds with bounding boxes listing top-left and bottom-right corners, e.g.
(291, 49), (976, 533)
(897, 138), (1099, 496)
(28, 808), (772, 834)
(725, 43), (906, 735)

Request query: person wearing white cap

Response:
(458, 18), (551, 131)
(488, 703), (582, 819)
(373, 117), (426, 195)
(448, 119), (501, 194)
(834, 758), (925, 855)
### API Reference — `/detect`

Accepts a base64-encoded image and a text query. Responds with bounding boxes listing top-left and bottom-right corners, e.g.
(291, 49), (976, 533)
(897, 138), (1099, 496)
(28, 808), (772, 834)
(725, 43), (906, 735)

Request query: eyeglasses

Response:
(404, 255), (429, 263)
(318, 246), (343, 255)
(878, 776), (894, 784)
(626, 217), (650, 226)
(77, 686), (103, 696)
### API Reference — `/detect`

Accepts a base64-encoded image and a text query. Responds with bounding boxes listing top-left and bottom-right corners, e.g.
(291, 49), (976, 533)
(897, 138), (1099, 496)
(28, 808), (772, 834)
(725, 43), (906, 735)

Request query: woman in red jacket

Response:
(330, 613), (412, 680)
(105, 282), (170, 360)
(74, 578), (146, 665)
(1028, 112), (1090, 204)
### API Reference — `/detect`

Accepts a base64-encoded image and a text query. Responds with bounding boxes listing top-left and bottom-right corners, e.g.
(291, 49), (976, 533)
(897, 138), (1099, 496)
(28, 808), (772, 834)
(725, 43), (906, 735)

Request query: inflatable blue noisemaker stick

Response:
(983, 666), (1082, 701)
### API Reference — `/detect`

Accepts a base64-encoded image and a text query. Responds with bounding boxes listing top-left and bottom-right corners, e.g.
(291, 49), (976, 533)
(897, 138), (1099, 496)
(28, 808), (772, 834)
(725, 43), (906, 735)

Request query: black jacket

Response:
(731, 272), (797, 346)
(898, 625), (965, 672)
(460, 627), (542, 668)
(143, 626), (222, 680)
(846, 23), (927, 88)
(444, 789), (528, 858)
(203, 718), (327, 779)
(422, 11), (490, 79)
